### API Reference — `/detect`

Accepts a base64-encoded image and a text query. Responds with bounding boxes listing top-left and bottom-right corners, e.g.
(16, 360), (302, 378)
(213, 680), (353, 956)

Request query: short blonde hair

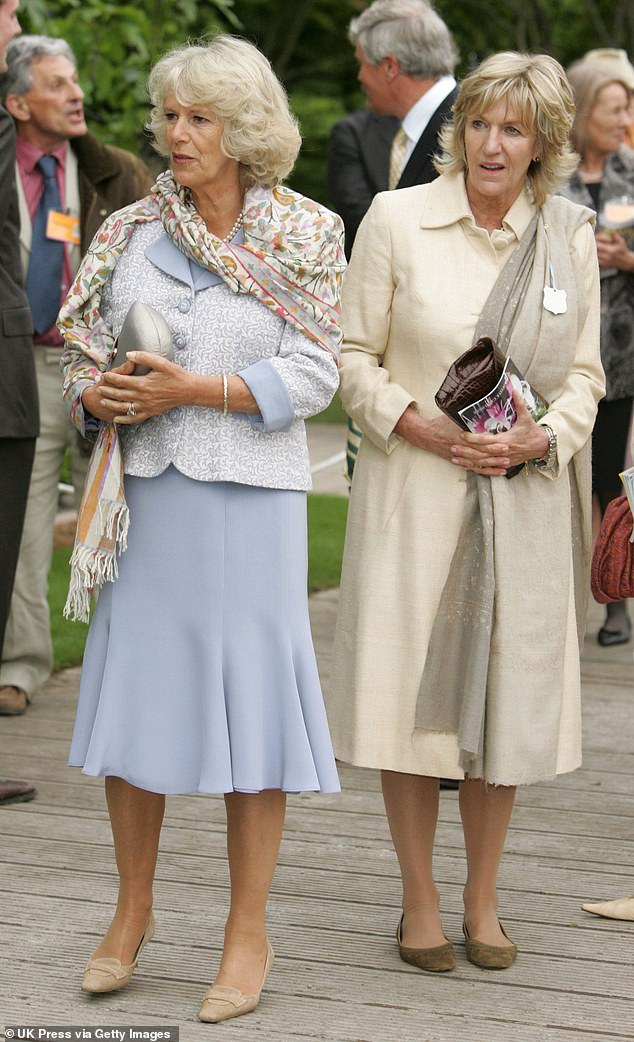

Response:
(147, 36), (301, 189)
(567, 59), (632, 156)
(435, 52), (578, 208)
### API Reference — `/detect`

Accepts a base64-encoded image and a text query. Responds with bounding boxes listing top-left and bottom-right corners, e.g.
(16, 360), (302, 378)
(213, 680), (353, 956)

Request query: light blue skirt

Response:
(69, 466), (340, 795)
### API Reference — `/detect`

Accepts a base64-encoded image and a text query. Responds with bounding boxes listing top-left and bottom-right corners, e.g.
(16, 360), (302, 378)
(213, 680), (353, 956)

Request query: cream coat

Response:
(326, 173), (605, 785)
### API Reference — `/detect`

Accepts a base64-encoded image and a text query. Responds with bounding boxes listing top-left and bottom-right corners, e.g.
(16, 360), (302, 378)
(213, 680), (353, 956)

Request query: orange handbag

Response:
(591, 495), (634, 603)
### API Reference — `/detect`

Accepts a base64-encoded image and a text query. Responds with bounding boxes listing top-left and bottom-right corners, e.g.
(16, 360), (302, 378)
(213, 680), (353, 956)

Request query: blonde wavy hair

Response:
(435, 52), (578, 207)
(147, 36), (301, 189)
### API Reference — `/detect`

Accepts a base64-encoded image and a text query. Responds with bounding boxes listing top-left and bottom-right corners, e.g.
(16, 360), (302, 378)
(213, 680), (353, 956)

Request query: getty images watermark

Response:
(4, 1030), (179, 1041)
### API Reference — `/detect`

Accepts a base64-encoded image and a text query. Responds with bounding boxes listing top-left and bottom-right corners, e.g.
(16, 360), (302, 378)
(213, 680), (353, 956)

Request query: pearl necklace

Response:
(223, 210), (244, 242)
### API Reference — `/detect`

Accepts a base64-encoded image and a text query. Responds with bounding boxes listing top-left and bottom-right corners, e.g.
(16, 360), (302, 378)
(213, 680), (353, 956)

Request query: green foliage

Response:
(18, 0), (634, 204)
(288, 91), (349, 204)
(20, 0), (235, 156)
(435, 0), (634, 71)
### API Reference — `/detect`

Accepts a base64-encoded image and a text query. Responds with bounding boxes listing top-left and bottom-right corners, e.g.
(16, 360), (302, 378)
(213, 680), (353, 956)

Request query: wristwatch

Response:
(533, 424), (558, 470)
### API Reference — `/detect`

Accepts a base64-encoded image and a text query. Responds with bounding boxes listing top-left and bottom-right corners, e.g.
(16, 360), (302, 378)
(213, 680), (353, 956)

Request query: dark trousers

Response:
(0, 437), (36, 657)
(592, 397), (633, 514)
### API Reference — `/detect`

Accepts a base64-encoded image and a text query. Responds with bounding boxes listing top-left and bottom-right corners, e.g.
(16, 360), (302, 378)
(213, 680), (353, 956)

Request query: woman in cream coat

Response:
(327, 53), (604, 972)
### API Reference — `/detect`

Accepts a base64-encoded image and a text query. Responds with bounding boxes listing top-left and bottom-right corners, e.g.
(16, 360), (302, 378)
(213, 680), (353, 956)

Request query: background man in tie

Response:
(0, 34), (152, 716)
(0, 0), (38, 802)
(327, 0), (458, 258)
(327, 0), (459, 483)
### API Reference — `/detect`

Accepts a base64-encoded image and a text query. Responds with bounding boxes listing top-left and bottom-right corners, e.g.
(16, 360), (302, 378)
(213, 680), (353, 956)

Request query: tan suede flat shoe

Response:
(0, 686), (27, 715)
(199, 942), (274, 1023)
(463, 919), (517, 969)
(82, 913), (155, 994)
(396, 915), (456, 973)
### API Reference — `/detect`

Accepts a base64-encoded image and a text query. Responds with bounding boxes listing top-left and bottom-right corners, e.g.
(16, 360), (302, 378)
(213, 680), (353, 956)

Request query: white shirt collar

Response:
(400, 75), (456, 162)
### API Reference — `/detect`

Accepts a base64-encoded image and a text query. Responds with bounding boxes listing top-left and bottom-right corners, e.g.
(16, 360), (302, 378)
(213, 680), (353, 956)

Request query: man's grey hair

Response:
(349, 0), (458, 78)
(0, 35), (76, 99)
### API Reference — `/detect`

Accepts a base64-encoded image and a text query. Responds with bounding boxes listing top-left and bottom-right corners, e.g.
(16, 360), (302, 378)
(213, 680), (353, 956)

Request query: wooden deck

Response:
(1, 593), (633, 1042)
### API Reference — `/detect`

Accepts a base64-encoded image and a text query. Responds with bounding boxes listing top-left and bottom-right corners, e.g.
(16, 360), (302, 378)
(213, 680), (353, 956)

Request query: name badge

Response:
(46, 210), (81, 245)
(543, 286), (567, 314)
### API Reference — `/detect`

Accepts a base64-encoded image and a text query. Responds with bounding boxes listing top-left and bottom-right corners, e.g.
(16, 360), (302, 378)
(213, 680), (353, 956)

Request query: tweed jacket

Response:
(15, 131), (153, 282)
(560, 147), (634, 400)
(97, 223), (339, 491)
(73, 132), (154, 252)
(0, 107), (38, 439)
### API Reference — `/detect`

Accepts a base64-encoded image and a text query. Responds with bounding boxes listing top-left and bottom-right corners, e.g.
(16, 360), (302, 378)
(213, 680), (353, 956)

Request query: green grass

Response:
(49, 492), (348, 670)
(308, 392), (347, 425)
(59, 448), (72, 486)
(307, 493), (348, 592)
(49, 546), (90, 670)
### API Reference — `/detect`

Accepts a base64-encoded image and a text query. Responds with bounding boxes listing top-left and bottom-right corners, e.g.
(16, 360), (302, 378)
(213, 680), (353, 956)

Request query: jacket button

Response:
(178, 297), (192, 313)
(173, 333), (187, 349)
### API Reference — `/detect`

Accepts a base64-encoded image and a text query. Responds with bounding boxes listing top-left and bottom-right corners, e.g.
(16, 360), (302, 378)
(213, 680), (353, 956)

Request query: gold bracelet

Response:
(222, 373), (229, 416)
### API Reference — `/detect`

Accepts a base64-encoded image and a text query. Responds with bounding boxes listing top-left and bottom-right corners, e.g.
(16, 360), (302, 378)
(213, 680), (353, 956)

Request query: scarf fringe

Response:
(100, 496), (130, 551)
(63, 502), (130, 623)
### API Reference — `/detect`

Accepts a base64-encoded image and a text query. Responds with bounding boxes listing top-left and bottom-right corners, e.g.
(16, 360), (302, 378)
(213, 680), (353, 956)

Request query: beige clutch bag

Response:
(111, 301), (174, 376)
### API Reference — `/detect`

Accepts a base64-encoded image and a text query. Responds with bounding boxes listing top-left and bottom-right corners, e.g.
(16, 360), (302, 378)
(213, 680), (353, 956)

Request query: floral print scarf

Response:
(58, 171), (345, 621)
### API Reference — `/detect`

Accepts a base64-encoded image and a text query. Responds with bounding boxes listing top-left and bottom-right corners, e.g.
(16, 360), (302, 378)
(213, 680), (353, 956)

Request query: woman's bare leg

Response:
(381, 770), (446, 948)
(460, 778), (516, 946)
(214, 789), (286, 994)
(90, 776), (165, 963)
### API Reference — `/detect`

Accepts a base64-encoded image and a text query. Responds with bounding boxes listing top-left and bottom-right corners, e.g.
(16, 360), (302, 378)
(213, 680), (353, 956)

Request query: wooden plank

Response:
(2, 600), (634, 1042)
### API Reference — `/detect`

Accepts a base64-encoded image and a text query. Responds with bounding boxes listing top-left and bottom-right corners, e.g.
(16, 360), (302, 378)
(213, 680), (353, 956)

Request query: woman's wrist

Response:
(188, 372), (222, 409)
(188, 372), (259, 414)
(533, 424), (557, 469)
(533, 424), (550, 461)
(393, 403), (422, 441)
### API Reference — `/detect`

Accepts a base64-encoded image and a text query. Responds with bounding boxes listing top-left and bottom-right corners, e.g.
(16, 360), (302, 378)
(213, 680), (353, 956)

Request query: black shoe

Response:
(0, 780), (36, 805)
(597, 623), (631, 647)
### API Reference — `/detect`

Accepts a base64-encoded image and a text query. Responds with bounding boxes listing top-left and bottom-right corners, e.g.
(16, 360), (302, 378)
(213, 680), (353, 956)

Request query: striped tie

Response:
(388, 126), (408, 190)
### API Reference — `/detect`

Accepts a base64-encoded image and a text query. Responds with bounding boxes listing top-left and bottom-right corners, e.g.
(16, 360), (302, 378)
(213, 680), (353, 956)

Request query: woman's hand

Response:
(81, 359), (137, 423)
(394, 404), (510, 473)
(450, 388), (549, 475)
(394, 405), (465, 461)
(92, 352), (196, 425)
(595, 231), (634, 273)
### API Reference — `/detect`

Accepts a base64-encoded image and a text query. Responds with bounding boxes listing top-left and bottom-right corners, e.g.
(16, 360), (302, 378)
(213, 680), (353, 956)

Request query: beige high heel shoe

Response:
(199, 942), (274, 1023)
(582, 896), (634, 921)
(82, 913), (155, 994)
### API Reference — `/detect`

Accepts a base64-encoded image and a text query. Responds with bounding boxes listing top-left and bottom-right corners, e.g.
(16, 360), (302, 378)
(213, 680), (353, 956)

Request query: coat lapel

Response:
(398, 88), (458, 189)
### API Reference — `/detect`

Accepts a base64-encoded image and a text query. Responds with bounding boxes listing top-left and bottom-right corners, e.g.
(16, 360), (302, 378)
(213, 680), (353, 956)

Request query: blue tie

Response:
(25, 154), (64, 335)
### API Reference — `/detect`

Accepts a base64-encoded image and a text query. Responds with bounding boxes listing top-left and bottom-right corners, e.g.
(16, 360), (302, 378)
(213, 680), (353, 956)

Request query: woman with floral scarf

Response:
(58, 37), (344, 1023)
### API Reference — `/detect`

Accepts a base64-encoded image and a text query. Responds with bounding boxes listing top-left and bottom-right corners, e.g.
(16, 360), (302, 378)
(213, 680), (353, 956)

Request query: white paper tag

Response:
(543, 286), (567, 314)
